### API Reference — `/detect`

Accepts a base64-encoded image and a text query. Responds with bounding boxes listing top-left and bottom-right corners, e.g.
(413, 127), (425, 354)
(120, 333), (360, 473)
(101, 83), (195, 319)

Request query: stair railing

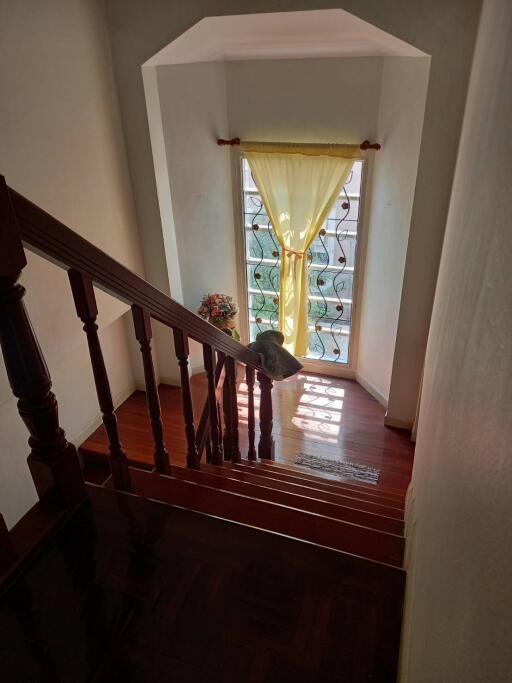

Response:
(0, 175), (275, 515)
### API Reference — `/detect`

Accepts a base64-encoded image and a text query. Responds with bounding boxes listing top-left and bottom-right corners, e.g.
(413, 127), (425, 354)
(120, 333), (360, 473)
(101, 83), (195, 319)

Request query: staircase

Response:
(82, 455), (405, 568)
(0, 175), (406, 681)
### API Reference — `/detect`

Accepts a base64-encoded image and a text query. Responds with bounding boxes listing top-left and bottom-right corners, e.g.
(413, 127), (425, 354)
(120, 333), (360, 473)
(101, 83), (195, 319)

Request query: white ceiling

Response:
(144, 9), (426, 67)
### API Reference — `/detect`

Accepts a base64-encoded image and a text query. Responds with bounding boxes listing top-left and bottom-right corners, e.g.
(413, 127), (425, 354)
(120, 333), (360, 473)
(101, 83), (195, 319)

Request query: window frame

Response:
(230, 147), (373, 379)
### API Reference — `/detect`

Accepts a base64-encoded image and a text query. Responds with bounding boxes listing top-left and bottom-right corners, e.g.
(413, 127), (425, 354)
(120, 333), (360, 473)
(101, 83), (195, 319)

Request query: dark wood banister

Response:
(0, 176), (276, 581)
(9, 187), (264, 370)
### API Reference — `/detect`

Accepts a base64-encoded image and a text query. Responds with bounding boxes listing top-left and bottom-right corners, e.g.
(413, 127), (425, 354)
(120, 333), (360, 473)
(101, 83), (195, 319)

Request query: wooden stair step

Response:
(79, 448), (405, 508)
(167, 465), (403, 534)
(124, 468), (405, 567)
(220, 461), (405, 510)
(248, 459), (406, 502)
(201, 462), (404, 520)
(80, 457), (404, 522)
(80, 448), (406, 513)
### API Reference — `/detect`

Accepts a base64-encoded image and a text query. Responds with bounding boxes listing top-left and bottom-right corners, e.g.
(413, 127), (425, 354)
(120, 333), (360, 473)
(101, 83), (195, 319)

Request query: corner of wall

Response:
(142, 65), (184, 304)
(355, 371), (388, 407)
(357, 56), (430, 423)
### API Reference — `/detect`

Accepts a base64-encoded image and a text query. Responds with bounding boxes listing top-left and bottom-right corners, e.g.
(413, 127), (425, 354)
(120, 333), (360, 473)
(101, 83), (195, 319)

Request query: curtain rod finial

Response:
(217, 137), (240, 146)
(360, 140), (381, 151)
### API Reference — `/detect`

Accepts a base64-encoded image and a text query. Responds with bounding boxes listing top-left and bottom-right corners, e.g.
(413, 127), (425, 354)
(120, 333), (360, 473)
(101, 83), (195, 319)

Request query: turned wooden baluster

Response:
(219, 352), (232, 460)
(217, 394), (223, 451)
(257, 372), (275, 460)
(132, 305), (170, 474)
(173, 329), (199, 468)
(0, 178), (86, 508)
(245, 366), (257, 461)
(225, 356), (241, 463)
(202, 343), (223, 465)
(68, 270), (131, 491)
(205, 437), (212, 464)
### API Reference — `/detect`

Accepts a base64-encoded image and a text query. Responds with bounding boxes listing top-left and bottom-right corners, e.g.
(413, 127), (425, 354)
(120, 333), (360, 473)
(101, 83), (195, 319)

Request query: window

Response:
(241, 157), (364, 365)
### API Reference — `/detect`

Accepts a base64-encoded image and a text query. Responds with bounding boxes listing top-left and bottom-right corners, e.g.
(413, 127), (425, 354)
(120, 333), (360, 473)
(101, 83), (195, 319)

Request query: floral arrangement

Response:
(198, 293), (240, 340)
(198, 293), (238, 321)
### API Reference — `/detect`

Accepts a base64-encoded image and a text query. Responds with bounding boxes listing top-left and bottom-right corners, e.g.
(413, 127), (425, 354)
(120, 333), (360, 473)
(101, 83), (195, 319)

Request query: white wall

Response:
(400, 1), (512, 679)
(158, 62), (235, 312)
(385, 0), (483, 426)
(356, 57), (429, 408)
(155, 61), (234, 371)
(0, 0), (143, 527)
(226, 57), (382, 143)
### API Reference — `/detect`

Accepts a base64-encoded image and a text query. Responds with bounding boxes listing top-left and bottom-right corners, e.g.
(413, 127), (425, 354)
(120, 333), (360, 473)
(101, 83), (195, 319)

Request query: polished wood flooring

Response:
(81, 372), (414, 495)
(0, 485), (404, 682)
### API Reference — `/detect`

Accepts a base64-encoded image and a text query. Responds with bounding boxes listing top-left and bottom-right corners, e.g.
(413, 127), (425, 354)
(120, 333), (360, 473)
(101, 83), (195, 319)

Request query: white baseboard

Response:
(158, 363), (203, 386)
(72, 382), (136, 448)
(355, 373), (388, 407)
(384, 414), (413, 430)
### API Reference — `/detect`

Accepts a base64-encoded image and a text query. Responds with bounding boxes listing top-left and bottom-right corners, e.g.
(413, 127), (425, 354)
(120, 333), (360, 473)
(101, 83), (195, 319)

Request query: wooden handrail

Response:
(8, 187), (263, 369)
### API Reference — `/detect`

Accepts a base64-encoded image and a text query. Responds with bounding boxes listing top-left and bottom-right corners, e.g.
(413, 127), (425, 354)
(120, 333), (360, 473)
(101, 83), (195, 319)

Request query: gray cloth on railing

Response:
(247, 330), (303, 380)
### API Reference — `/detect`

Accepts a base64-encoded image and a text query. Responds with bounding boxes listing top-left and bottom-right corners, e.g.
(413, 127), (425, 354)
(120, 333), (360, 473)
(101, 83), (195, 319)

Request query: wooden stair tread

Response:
(80, 452), (404, 519)
(219, 461), (406, 510)
(246, 458), (406, 501)
(200, 462), (404, 519)
(122, 468), (404, 567)
(166, 465), (403, 534)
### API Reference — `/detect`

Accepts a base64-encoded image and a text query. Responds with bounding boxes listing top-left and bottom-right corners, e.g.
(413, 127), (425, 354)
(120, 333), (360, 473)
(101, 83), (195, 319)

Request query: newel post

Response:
(0, 177), (86, 508)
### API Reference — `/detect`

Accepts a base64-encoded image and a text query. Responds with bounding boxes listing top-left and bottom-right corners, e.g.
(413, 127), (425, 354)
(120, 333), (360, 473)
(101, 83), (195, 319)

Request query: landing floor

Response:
(0, 485), (403, 682)
(81, 373), (414, 494)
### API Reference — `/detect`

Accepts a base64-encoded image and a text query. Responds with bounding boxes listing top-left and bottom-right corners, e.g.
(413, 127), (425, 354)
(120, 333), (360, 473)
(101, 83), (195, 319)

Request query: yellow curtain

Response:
(243, 141), (360, 357)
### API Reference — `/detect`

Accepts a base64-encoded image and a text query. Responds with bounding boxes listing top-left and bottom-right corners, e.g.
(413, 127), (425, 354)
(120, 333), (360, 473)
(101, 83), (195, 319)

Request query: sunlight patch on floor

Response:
(236, 373), (347, 444)
(297, 374), (333, 385)
(302, 382), (345, 398)
(295, 404), (341, 422)
(299, 394), (343, 411)
(291, 417), (340, 438)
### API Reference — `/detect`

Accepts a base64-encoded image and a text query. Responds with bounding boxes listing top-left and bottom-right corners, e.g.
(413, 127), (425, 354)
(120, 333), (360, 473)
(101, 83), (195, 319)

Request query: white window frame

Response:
(230, 148), (373, 379)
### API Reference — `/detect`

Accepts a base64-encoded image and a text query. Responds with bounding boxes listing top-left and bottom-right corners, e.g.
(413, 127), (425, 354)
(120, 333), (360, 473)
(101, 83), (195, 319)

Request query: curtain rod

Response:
(217, 138), (381, 151)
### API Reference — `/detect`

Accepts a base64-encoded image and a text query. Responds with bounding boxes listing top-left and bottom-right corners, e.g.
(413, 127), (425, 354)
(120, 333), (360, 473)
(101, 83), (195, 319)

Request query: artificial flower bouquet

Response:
(197, 293), (240, 341)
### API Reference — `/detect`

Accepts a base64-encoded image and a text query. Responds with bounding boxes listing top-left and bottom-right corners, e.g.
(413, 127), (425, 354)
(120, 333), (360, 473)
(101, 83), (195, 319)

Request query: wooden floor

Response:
(0, 485), (404, 682)
(81, 372), (414, 495)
